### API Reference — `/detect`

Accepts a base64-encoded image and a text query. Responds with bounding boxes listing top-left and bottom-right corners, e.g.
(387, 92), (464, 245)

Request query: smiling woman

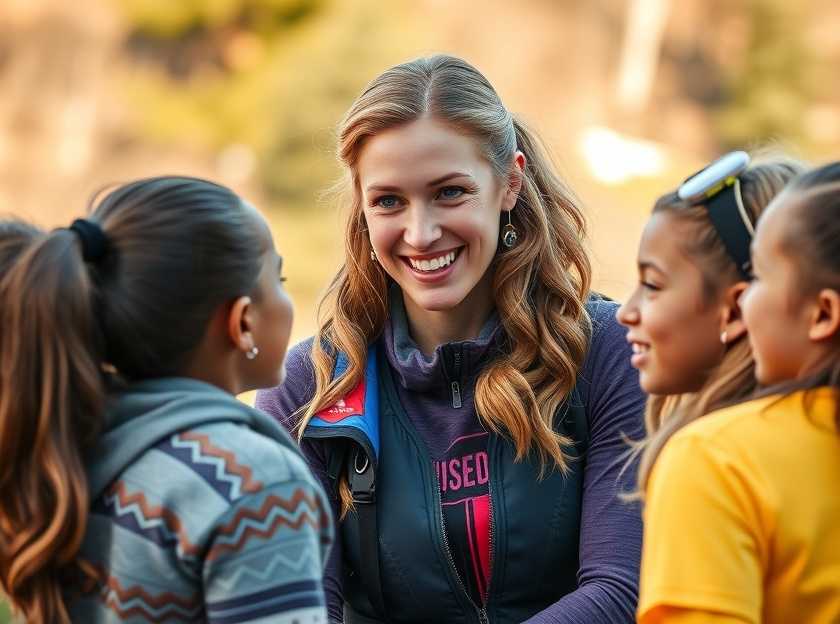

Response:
(257, 54), (647, 624)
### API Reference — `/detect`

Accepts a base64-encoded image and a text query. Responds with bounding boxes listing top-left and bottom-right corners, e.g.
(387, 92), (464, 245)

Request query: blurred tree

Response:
(111, 0), (422, 207)
(713, 0), (812, 150)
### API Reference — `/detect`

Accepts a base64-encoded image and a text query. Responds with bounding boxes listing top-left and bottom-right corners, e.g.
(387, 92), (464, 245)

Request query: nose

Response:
(403, 204), (442, 250)
(616, 292), (640, 327)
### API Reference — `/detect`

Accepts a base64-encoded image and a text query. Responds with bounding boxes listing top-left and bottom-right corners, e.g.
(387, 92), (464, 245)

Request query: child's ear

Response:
(808, 288), (840, 342)
(720, 281), (749, 345)
(227, 295), (256, 354)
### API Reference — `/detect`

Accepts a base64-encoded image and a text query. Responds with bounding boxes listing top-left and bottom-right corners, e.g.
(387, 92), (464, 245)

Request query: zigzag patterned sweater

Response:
(68, 377), (334, 624)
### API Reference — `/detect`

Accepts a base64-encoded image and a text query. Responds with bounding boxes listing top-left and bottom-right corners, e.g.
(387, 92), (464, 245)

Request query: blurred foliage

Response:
(112, 0), (424, 207)
(714, 0), (812, 150)
(0, 600), (12, 624)
(117, 0), (322, 39)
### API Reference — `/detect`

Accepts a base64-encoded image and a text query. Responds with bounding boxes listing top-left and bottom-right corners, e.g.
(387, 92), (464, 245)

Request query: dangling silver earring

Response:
(502, 211), (518, 248)
(370, 250), (377, 262)
(246, 346), (259, 360)
(720, 331), (728, 345)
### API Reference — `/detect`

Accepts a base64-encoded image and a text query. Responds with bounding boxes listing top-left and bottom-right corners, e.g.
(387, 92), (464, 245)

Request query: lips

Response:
(627, 336), (651, 368)
(408, 249), (457, 272)
(400, 246), (463, 276)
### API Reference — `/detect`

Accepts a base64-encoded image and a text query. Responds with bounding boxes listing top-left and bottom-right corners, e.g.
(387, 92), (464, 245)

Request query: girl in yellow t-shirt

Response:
(630, 160), (840, 624)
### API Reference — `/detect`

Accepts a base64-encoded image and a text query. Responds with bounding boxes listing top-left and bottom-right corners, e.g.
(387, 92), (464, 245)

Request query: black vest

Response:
(305, 345), (588, 624)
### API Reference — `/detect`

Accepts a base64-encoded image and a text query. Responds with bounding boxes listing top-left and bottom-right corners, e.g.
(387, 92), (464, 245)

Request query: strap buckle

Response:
(349, 448), (376, 504)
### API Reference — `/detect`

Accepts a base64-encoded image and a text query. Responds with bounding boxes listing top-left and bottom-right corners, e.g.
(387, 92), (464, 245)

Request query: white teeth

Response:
(409, 251), (457, 272)
(631, 343), (649, 354)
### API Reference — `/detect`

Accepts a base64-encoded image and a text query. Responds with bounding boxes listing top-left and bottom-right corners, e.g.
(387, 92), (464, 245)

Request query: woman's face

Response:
(356, 116), (519, 321)
(617, 212), (727, 395)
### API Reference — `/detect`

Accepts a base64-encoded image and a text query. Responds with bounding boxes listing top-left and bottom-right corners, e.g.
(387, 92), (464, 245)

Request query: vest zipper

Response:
(433, 467), (488, 624)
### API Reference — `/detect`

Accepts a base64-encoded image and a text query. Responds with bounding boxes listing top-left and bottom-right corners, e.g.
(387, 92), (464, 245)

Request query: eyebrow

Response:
(638, 260), (665, 274)
(365, 172), (473, 193)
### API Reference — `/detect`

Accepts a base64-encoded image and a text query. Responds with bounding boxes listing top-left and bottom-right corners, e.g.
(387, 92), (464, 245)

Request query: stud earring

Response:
(502, 211), (518, 248)
(720, 331), (728, 345)
(246, 346), (259, 360)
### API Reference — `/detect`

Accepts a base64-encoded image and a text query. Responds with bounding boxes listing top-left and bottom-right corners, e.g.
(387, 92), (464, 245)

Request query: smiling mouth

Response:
(403, 247), (462, 273)
(630, 342), (650, 354)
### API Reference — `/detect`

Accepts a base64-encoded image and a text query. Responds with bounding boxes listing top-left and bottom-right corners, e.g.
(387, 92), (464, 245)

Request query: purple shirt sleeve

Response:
(523, 300), (645, 624)
(255, 339), (346, 624)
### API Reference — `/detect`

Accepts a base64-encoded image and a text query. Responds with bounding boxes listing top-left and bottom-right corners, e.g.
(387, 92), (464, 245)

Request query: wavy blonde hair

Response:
(298, 55), (593, 515)
(634, 156), (804, 495)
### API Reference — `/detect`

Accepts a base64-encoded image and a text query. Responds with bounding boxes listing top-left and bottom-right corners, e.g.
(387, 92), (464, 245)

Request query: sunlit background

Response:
(1, 0), (838, 618)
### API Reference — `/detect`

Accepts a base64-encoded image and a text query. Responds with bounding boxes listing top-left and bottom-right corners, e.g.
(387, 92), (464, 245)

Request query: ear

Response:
(808, 288), (840, 342)
(502, 151), (526, 213)
(720, 281), (748, 345)
(226, 296), (256, 354)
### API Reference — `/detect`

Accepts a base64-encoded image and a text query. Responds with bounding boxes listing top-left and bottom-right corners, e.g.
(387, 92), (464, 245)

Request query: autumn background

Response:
(1, 0), (839, 619)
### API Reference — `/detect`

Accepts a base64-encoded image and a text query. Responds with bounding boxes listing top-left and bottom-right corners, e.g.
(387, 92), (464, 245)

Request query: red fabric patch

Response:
(315, 379), (365, 423)
(470, 494), (491, 602)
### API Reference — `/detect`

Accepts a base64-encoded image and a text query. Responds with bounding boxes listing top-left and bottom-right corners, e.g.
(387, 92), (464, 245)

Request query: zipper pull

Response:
(451, 381), (462, 409)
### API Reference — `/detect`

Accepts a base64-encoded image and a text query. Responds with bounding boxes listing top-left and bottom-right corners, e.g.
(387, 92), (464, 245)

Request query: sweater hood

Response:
(87, 376), (298, 500)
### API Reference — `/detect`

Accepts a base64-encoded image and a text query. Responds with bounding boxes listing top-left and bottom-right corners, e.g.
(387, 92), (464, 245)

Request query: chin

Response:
(639, 368), (677, 396)
(402, 288), (467, 313)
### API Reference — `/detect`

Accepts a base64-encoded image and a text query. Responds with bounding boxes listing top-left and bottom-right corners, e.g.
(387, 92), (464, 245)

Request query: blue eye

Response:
(437, 186), (465, 200)
(375, 195), (400, 209)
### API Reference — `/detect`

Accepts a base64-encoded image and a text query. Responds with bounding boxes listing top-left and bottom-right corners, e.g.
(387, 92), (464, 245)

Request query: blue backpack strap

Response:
(302, 346), (389, 619)
(303, 346), (381, 466)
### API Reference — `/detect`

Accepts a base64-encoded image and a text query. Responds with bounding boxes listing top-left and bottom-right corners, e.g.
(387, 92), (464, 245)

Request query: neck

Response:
(401, 273), (495, 356)
(181, 342), (241, 396)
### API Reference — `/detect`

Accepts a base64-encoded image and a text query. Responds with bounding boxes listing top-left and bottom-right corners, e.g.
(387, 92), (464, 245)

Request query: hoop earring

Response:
(245, 346), (259, 360)
(502, 211), (518, 248)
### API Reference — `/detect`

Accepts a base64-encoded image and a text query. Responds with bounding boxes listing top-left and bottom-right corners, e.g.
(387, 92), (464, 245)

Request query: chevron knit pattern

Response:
(94, 480), (202, 559)
(156, 431), (264, 501)
(72, 422), (332, 624)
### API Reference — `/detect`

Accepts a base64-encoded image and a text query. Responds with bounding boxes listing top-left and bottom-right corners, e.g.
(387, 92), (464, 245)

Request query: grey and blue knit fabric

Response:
(67, 377), (333, 624)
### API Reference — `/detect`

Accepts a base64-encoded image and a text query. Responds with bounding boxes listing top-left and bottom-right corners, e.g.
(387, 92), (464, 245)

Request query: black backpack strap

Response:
(347, 446), (388, 620)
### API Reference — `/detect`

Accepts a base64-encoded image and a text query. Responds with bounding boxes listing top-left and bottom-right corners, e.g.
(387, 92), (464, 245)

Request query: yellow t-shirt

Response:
(638, 389), (840, 624)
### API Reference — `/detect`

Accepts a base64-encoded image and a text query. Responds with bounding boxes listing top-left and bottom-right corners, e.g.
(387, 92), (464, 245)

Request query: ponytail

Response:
(0, 229), (106, 623)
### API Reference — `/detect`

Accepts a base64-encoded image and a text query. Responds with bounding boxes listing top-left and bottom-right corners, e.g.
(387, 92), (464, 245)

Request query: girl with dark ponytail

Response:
(0, 178), (332, 623)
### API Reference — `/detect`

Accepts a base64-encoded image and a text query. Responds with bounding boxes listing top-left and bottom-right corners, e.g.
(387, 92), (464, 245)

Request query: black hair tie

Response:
(68, 218), (109, 263)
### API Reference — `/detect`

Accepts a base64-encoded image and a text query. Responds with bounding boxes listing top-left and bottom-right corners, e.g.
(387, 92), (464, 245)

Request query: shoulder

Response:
(670, 393), (797, 449)
(151, 420), (319, 501)
(91, 419), (328, 568)
(584, 293), (625, 352)
(649, 396), (787, 502)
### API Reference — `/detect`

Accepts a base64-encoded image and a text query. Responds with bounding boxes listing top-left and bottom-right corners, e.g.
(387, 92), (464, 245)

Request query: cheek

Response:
(644, 299), (722, 383)
(367, 216), (402, 254)
(641, 297), (692, 346)
(740, 285), (761, 332)
(265, 292), (294, 353)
